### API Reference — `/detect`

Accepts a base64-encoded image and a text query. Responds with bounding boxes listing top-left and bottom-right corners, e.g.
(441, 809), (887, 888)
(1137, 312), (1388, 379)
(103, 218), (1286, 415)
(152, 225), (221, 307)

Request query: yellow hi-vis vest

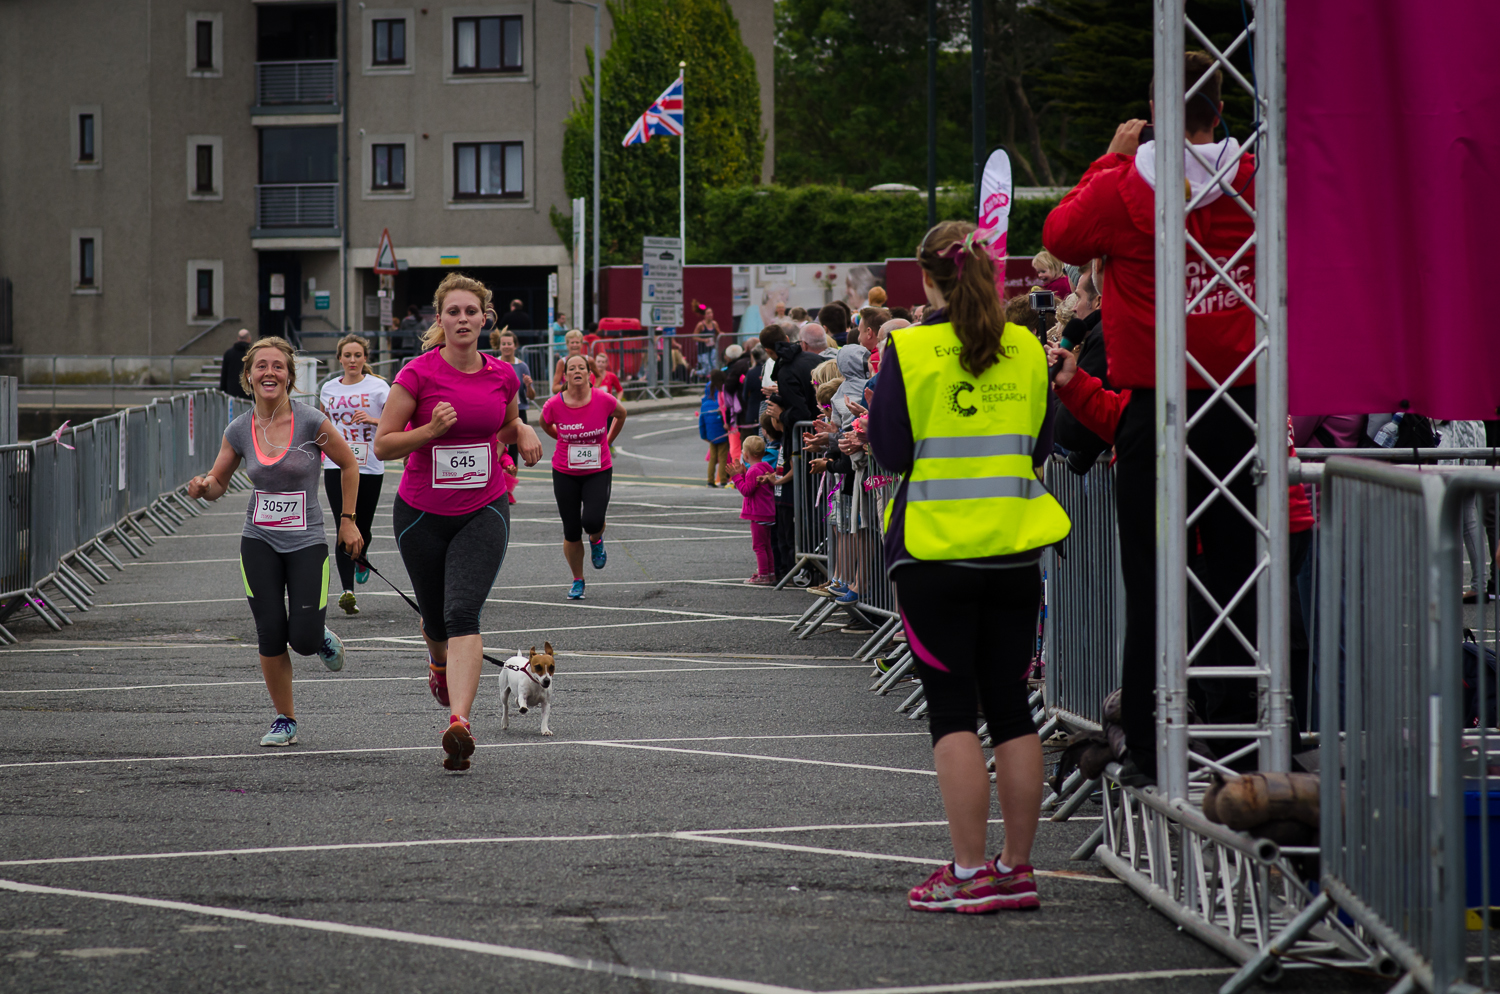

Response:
(885, 320), (1071, 560)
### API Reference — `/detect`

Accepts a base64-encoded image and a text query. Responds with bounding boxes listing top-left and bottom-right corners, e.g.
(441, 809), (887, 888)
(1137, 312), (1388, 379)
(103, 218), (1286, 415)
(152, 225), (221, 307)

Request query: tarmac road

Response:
(0, 409), (1384, 993)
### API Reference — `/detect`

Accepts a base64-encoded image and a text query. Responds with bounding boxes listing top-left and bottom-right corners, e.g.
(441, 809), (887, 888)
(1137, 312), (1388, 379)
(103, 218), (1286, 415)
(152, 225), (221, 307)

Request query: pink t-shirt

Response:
(393, 347), (519, 514)
(542, 389), (618, 476)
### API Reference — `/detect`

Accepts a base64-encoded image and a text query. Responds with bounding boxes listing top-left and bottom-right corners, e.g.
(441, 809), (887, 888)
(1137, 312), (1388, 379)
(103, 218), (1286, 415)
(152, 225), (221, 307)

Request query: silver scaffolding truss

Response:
(1089, 1), (1388, 983)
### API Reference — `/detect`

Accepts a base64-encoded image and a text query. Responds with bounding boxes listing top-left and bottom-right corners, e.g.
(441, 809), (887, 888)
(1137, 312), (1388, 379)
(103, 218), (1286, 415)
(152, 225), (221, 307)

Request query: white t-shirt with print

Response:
(320, 374), (390, 474)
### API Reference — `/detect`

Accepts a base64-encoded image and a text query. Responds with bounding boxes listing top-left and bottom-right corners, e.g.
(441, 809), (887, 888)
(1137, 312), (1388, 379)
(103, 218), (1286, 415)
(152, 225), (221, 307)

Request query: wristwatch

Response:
(342, 513), (357, 521)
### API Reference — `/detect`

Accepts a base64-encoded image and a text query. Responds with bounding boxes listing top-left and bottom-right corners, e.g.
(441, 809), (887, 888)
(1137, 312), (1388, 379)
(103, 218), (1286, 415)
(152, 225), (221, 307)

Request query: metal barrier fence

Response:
(1226, 457), (1500, 993)
(0, 388), (237, 642)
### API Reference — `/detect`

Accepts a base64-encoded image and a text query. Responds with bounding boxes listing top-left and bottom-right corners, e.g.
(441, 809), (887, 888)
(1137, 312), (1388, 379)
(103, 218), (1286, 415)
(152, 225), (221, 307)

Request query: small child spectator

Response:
(593, 353), (624, 400)
(729, 435), (776, 585)
(763, 411), (797, 583)
(699, 370), (731, 487)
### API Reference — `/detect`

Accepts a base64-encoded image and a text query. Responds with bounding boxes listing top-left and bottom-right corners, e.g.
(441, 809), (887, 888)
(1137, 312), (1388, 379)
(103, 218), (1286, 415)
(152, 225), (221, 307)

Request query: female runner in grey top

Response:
(188, 337), (364, 748)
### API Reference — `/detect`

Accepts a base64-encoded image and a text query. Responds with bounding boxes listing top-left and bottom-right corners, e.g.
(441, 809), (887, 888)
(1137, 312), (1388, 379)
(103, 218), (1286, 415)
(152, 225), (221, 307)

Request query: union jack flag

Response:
(621, 75), (684, 146)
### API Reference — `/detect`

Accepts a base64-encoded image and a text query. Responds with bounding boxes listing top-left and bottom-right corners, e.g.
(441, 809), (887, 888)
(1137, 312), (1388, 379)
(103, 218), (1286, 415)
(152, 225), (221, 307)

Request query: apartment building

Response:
(0, 0), (773, 362)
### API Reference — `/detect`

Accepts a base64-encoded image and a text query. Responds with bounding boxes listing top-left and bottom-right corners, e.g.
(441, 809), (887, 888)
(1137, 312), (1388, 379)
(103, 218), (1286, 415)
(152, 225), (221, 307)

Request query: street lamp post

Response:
(553, 0), (602, 328)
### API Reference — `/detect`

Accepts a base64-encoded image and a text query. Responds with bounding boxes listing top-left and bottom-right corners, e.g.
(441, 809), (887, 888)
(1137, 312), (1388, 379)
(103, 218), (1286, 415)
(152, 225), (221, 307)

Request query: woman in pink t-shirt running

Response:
(374, 273), (543, 772)
(540, 354), (627, 600)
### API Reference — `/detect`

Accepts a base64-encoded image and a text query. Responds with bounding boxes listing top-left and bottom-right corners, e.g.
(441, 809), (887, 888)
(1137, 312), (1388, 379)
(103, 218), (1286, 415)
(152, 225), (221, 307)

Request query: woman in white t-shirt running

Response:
(320, 334), (390, 616)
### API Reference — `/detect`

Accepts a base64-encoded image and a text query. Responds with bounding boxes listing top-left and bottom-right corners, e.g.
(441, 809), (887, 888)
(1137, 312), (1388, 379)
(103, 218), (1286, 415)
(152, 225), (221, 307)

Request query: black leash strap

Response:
(354, 555), (508, 670)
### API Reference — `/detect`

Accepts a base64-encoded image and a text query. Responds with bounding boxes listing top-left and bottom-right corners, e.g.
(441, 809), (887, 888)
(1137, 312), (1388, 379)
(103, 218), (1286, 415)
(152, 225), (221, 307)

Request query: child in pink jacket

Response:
(730, 435), (776, 585)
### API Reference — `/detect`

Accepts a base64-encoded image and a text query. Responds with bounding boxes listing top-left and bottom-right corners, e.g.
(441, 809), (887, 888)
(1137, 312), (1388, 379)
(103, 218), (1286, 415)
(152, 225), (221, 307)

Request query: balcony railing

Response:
(255, 60), (339, 107)
(256, 184), (339, 229)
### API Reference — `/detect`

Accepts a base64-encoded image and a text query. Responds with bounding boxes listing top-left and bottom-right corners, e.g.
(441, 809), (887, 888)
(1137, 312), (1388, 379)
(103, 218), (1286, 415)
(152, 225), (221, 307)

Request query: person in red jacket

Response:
(1042, 51), (1262, 785)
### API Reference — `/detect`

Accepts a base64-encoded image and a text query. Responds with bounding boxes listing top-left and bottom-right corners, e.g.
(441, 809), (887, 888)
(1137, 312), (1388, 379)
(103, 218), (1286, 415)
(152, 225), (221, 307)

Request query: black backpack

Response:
(1395, 413), (1438, 449)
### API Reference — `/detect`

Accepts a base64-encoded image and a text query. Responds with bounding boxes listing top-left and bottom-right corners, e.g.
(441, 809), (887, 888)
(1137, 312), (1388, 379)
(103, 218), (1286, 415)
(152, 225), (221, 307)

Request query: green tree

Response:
(556, 0), (763, 265)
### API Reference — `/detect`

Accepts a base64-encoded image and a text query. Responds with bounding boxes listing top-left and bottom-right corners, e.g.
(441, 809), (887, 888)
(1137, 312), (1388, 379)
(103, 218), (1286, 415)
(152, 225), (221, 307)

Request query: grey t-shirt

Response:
(507, 358), (532, 410)
(224, 400), (329, 552)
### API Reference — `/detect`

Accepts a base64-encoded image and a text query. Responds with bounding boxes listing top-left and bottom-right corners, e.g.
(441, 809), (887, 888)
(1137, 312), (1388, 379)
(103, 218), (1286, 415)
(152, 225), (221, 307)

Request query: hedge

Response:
(690, 185), (1060, 264)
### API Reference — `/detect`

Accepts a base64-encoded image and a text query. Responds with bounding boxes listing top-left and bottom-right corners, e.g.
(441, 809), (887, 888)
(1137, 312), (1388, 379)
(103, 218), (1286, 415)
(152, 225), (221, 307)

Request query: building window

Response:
(373, 144), (406, 190)
(195, 144), (214, 193)
(79, 114), (95, 163)
(453, 16), (522, 73)
(79, 239), (96, 287)
(454, 141), (522, 198)
(373, 19), (406, 65)
(196, 269), (214, 317)
(195, 20), (214, 69)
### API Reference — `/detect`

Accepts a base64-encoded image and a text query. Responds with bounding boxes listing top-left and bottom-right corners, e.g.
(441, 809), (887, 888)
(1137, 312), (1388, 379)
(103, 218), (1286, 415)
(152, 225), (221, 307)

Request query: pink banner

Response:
(1287, 0), (1500, 418)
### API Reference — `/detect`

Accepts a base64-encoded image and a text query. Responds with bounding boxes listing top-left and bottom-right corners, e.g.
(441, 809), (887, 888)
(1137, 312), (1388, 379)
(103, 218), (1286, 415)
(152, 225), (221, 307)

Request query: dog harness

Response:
(506, 660), (545, 687)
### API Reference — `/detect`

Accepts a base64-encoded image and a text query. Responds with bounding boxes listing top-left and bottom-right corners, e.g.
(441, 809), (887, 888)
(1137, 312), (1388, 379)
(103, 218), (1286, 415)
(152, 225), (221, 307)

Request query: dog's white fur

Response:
(500, 643), (555, 736)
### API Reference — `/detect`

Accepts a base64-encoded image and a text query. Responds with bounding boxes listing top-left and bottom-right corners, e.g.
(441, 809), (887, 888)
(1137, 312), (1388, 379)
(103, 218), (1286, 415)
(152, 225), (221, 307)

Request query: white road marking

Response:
(824, 969), (1236, 994)
(0, 664), (868, 695)
(630, 425), (701, 439)
(611, 447), (677, 463)
(590, 741), (937, 777)
(0, 879), (808, 994)
(0, 731), (927, 770)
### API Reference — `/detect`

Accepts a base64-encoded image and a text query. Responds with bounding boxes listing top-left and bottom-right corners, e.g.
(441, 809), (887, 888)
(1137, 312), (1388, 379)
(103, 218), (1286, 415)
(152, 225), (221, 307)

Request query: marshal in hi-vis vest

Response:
(886, 320), (1071, 560)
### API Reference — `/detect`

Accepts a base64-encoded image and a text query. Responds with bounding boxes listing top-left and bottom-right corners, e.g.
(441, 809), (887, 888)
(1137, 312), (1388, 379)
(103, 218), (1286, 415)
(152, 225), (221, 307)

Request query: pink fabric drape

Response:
(1287, 0), (1500, 418)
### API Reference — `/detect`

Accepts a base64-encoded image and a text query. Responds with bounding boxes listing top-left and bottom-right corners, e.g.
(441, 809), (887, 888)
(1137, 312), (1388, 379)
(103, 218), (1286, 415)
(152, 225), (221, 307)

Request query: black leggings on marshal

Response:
(323, 468), (384, 591)
(240, 538), (328, 657)
(392, 495), (510, 642)
(552, 468), (612, 543)
(894, 561), (1043, 746)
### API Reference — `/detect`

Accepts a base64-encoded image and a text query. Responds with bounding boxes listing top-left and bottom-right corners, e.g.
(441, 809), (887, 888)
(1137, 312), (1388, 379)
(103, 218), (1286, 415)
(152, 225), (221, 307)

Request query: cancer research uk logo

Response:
(947, 382), (978, 417)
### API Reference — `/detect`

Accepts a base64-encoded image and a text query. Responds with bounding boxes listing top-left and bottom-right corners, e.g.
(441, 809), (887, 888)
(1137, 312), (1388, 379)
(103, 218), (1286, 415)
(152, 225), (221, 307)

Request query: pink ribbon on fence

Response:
(863, 475), (892, 493)
(49, 421), (75, 451)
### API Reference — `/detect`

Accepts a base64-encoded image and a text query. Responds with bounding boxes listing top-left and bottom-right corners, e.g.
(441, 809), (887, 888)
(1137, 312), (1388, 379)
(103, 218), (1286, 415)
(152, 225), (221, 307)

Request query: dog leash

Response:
(353, 555), (509, 670)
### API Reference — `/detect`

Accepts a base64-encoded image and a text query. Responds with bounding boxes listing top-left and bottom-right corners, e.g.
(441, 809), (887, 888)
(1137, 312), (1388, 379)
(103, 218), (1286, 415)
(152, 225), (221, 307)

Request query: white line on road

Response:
(590, 741), (936, 777)
(823, 969), (1235, 993)
(611, 446), (677, 462)
(0, 664), (868, 695)
(0, 879), (808, 994)
(629, 425), (701, 439)
(0, 731), (926, 770)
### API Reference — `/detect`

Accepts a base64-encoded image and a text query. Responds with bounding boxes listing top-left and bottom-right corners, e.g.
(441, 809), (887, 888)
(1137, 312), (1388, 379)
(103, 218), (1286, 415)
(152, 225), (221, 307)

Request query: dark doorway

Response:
(402, 267), (555, 346)
(258, 252), (303, 343)
(257, 3), (338, 61)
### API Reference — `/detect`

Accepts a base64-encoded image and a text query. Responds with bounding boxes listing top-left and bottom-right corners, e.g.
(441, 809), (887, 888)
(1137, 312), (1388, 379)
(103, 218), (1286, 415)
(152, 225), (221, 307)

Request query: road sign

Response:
(374, 228), (398, 275)
(641, 237), (683, 327)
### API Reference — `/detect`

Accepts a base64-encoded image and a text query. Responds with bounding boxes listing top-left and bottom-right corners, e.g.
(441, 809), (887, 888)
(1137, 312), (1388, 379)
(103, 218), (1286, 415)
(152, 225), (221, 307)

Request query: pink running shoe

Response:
(441, 716), (474, 771)
(428, 657), (449, 708)
(907, 861), (1039, 913)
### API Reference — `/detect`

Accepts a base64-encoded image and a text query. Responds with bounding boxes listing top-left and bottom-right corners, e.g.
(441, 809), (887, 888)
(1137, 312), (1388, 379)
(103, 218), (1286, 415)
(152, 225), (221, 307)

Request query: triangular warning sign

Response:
(374, 228), (398, 274)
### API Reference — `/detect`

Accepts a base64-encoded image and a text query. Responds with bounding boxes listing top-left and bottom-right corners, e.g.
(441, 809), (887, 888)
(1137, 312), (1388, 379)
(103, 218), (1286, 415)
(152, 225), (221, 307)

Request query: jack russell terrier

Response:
(501, 642), (555, 736)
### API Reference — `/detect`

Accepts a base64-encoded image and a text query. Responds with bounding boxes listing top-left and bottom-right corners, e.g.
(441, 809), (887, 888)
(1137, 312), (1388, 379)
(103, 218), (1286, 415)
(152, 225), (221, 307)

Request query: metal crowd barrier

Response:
(778, 422), (829, 591)
(1224, 456), (1500, 993)
(0, 388), (239, 642)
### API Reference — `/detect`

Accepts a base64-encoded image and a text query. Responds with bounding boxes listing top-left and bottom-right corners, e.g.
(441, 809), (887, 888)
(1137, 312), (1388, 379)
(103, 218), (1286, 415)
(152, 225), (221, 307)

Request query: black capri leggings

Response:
(324, 468), (384, 591)
(392, 495), (510, 642)
(552, 468), (612, 543)
(240, 538), (329, 657)
(893, 561), (1043, 746)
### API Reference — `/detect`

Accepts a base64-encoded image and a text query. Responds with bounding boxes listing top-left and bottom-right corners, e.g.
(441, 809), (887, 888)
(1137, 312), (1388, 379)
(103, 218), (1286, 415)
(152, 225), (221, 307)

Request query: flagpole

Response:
(679, 61), (686, 257)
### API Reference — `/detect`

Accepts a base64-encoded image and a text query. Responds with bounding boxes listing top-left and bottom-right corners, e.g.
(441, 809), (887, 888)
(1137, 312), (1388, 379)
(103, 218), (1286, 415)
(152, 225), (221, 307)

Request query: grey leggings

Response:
(392, 495), (510, 641)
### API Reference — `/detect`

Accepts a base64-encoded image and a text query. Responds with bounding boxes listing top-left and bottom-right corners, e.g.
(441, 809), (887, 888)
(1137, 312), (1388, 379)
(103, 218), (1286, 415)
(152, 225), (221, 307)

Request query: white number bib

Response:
(433, 443), (491, 489)
(252, 491), (307, 530)
(567, 443), (602, 471)
(348, 441), (369, 463)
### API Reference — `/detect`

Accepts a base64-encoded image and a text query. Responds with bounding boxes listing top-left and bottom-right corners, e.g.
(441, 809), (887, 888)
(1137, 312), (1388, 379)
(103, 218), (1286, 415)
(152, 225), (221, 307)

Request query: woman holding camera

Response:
(869, 221), (1070, 913)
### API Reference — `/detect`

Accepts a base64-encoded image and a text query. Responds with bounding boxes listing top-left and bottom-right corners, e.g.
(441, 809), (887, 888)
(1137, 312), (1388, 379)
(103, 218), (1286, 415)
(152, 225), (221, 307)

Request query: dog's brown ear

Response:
(528, 645), (536, 658)
(543, 640), (554, 656)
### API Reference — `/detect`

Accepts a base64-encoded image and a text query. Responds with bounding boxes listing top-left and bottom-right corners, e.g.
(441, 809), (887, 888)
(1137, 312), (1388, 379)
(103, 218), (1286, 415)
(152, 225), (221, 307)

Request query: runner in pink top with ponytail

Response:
(540, 353), (627, 600)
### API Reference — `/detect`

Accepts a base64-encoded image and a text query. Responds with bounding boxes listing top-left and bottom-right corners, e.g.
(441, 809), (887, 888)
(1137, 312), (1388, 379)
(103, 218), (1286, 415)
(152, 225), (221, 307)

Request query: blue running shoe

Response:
(834, 587), (859, 605)
(355, 567), (370, 585)
(317, 626), (345, 672)
(590, 537), (607, 570)
(829, 580), (850, 596)
(568, 579), (585, 600)
(260, 714), (298, 747)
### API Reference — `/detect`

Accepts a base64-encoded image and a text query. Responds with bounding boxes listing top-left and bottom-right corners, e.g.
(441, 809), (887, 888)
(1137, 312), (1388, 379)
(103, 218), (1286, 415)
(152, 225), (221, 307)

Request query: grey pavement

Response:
(0, 410), (1383, 993)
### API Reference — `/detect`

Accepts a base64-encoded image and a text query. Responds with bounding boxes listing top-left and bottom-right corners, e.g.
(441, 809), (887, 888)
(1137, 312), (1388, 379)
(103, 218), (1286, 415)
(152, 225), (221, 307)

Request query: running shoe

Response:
(568, 579), (585, 600)
(834, 587), (859, 605)
(441, 716), (475, 772)
(259, 714), (298, 747)
(829, 580), (850, 596)
(590, 537), (607, 570)
(428, 656), (449, 707)
(317, 627), (345, 672)
(338, 590), (359, 616)
(355, 567), (370, 585)
(907, 861), (1038, 913)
